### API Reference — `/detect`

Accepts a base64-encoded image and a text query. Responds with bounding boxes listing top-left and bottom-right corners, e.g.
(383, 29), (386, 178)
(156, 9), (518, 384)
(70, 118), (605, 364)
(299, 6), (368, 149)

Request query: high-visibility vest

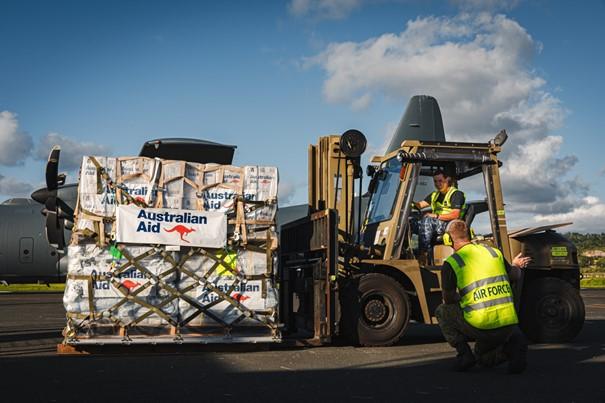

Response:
(445, 243), (518, 330)
(430, 187), (466, 218)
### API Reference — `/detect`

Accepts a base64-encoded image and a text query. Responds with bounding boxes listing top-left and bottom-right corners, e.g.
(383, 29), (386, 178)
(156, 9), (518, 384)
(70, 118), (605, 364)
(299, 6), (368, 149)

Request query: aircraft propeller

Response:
(31, 146), (72, 253)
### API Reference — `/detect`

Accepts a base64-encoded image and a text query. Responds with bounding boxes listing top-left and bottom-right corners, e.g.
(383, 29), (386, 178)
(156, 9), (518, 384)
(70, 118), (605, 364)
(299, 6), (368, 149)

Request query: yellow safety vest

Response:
(430, 187), (466, 218)
(445, 243), (518, 330)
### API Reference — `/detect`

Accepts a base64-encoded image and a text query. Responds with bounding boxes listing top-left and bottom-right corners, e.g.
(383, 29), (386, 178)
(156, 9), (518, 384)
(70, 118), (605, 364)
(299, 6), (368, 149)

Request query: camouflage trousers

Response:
(435, 303), (515, 367)
(411, 216), (448, 252)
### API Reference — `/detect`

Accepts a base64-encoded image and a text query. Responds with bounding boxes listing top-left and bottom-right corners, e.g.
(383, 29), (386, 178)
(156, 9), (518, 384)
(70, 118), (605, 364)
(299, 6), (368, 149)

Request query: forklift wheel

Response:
(520, 277), (585, 343)
(344, 273), (410, 347)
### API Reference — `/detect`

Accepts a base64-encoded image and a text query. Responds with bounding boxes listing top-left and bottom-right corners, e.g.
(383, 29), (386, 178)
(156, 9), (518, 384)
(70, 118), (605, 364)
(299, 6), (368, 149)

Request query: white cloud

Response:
(0, 111), (33, 166)
(307, 13), (545, 139)
(0, 174), (34, 196)
(351, 93), (373, 110)
(307, 12), (601, 232)
(35, 132), (111, 171)
(534, 196), (605, 233)
(500, 136), (587, 213)
(289, 0), (362, 20)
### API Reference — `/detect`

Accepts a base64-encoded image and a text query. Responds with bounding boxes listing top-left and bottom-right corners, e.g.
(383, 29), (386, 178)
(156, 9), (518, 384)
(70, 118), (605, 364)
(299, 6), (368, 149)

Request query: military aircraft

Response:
(0, 95), (445, 284)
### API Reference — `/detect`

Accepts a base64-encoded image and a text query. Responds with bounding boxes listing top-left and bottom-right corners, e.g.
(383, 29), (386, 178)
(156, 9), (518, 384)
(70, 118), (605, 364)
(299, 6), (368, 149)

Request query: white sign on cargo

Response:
(116, 205), (227, 248)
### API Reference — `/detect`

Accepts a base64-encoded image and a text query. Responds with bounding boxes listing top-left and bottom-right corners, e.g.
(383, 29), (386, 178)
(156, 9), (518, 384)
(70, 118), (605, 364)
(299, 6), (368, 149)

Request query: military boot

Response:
(453, 342), (476, 372)
(504, 333), (528, 374)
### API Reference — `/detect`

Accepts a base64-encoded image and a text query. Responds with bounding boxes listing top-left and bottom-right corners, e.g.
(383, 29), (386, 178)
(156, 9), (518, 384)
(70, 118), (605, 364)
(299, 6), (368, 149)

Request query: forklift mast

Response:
(308, 134), (363, 244)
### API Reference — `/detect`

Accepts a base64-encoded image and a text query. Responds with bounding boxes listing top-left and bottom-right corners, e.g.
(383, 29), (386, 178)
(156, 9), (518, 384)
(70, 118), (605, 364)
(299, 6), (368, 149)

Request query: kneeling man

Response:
(435, 220), (531, 373)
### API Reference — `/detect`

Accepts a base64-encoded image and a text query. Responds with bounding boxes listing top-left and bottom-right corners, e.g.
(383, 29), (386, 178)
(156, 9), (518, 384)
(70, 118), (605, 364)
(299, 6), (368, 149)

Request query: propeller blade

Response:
(45, 193), (57, 212)
(45, 210), (65, 250)
(57, 198), (74, 222)
(46, 145), (61, 191)
(31, 187), (50, 204)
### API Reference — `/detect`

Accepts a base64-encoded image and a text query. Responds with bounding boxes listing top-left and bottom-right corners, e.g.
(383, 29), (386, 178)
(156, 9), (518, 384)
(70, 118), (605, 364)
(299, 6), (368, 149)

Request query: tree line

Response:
(565, 233), (605, 270)
(564, 233), (605, 252)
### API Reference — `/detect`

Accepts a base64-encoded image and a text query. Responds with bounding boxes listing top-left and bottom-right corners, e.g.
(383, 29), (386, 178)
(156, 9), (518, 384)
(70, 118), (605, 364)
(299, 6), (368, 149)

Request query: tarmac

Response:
(0, 290), (603, 402)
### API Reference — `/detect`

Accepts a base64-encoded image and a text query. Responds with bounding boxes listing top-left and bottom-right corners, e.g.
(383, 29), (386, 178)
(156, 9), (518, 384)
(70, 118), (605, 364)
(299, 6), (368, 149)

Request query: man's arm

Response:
(429, 209), (460, 221)
(441, 262), (460, 304)
(415, 200), (430, 209)
(415, 193), (433, 209)
(443, 289), (460, 304)
(506, 252), (531, 282)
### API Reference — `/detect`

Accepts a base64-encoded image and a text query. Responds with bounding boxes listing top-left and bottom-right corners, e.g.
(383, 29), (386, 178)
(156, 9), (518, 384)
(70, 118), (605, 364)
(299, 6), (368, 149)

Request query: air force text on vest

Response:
(473, 284), (512, 302)
(136, 209), (208, 233)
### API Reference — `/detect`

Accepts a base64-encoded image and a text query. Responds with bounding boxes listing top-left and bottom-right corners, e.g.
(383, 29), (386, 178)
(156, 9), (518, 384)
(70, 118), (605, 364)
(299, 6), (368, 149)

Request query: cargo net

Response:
(63, 156), (279, 344)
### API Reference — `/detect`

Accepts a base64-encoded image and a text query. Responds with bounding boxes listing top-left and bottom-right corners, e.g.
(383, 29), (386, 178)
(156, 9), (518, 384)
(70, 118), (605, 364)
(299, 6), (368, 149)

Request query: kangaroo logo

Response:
(121, 279), (141, 291)
(232, 293), (250, 302)
(164, 225), (196, 242)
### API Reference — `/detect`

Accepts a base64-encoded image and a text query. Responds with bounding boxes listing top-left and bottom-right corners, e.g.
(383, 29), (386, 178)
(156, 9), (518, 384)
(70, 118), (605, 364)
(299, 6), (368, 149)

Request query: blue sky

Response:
(1, 0), (604, 232)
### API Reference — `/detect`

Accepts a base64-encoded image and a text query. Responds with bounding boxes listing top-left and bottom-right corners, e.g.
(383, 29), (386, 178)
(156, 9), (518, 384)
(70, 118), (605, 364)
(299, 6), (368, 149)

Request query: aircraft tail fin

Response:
(385, 95), (446, 153)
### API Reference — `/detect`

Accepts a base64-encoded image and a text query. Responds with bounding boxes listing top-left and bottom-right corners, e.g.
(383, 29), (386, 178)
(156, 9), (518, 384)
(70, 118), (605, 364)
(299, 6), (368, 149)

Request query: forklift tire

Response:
(519, 277), (585, 343)
(343, 273), (410, 347)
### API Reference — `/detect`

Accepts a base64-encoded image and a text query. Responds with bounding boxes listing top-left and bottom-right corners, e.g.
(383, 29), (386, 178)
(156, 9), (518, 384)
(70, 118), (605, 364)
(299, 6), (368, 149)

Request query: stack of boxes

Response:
(64, 155), (279, 339)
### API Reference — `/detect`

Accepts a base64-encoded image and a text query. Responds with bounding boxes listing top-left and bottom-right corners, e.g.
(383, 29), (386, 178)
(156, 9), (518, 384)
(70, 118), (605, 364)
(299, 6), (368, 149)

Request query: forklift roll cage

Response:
(365, 134), (511, 262)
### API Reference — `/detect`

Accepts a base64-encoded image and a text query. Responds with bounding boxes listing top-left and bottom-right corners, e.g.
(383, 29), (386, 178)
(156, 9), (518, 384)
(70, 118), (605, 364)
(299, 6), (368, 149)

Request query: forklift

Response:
(280, 129), (585, 346)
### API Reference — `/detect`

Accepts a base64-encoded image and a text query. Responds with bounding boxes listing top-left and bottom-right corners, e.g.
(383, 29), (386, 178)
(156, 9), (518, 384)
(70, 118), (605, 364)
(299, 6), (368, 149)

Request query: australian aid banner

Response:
(116, 205), (227, 248)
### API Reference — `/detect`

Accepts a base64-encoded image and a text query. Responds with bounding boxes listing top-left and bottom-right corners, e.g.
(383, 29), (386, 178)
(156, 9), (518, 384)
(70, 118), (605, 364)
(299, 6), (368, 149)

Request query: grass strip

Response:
(580, 277), (605, 288)
(0, 283), (65, 292)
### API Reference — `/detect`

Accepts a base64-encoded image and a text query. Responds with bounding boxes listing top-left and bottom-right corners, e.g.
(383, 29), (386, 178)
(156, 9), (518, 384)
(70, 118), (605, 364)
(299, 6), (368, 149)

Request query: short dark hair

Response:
(433, 169), (453, 185)
(446, 219), (470, 242)
(433, 169), (449, 178)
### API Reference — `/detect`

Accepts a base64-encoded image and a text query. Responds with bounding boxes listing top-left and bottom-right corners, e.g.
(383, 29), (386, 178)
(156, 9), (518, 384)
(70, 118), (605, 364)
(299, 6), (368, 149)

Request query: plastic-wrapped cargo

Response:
(73, 156), (161, 244)
(64, 154), (280, 344)
(177, 250), (278, 328)
(179, 276), (278, 327)
(64, 244), (179, 328)
(156, 160), (205, 210)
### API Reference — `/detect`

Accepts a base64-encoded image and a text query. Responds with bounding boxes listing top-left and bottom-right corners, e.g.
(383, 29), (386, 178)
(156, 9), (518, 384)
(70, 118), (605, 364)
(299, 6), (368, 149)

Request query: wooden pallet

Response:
(56, 342), (272, 355)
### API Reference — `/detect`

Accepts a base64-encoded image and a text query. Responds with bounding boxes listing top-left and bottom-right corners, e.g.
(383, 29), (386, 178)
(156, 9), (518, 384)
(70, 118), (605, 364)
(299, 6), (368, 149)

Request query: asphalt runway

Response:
(1, 290), (603, 403)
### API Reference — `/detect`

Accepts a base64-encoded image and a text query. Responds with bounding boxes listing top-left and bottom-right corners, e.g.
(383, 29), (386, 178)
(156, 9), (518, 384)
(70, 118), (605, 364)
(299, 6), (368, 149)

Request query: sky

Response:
(1, 0), (604, 233)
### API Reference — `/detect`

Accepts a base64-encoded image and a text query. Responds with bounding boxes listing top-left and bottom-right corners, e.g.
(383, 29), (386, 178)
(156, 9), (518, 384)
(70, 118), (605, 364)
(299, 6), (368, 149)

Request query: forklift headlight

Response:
(491, 130), (508, 147)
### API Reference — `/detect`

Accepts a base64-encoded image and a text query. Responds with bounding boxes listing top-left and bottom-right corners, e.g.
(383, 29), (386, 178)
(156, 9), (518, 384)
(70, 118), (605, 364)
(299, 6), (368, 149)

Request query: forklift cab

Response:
(361, 131), (511, 265)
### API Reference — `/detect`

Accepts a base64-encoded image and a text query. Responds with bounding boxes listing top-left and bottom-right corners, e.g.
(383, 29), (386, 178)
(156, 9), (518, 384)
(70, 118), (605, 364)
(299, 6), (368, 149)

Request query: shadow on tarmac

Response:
(1, 320), (603, 403)
(0, 330), (62, 343)
(1, 291), (604, 402)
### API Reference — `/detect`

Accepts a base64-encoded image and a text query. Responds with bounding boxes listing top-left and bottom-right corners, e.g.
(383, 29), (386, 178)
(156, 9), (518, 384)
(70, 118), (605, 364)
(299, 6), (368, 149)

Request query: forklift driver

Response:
(413, 169), (465, 264)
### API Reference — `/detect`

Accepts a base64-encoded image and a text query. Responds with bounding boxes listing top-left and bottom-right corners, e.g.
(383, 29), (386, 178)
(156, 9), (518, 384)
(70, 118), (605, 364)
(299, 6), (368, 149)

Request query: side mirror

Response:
(366, 165), (377, 177)
(368, 177), (378, 194)
(367, 168), (385, 194)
